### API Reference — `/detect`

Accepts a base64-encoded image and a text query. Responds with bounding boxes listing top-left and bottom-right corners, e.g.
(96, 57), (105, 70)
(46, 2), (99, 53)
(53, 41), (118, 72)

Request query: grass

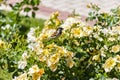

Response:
(0, 68), (12, 80)
(0, 10), (45, 31)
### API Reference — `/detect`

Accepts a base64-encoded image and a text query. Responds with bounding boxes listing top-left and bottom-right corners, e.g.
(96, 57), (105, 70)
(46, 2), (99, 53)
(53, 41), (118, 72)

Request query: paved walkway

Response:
(1, 0), (120, 20)
(40, 0), (120, 19)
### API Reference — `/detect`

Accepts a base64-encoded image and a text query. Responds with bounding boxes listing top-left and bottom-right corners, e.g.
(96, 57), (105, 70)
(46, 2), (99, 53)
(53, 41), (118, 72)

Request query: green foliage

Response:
(9, 0), (41, 17)
(0, 68), (12, 80)
(0, 0), (44, 79)
(86, 3), (120, 27)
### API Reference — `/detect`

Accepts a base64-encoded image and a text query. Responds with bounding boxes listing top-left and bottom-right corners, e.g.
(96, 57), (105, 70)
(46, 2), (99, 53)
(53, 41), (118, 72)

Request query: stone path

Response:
(40, 0), (120, 19)
(41, 0), (120, 15)
(1, 0), (120, 20)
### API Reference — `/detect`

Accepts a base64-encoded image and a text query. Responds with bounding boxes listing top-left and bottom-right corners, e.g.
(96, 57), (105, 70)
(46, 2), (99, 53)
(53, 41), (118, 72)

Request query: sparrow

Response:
(50, 27), (63, 39)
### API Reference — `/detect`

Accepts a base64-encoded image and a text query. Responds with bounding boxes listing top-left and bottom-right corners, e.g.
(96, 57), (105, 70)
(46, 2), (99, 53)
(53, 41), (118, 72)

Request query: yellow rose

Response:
(0, 40), (5, 48)
(66, 58), (74, 68)
(71, 28), (83, 38)
(37, 68), (44, 77)
(29, 65), (40, 75)
(49, 64), (57, 72)
(55, 19), (60, 26)
(83, 26), (93, 36)
(57, 46), (66, 57)
(39, 54), (47, 62)
(32, 68), (44, 80)
(47, 53), (60, 67)
(111, 45), (120, 53)
(29, 65), (44, 80)
(43, 49), (49, 55)
(92, 54), (100, 61)
(103, 57), (116, 72)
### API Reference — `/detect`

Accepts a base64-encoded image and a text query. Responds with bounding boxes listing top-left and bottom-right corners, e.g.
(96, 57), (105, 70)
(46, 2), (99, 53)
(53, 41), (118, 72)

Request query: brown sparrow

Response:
(50, 27), (63, 39)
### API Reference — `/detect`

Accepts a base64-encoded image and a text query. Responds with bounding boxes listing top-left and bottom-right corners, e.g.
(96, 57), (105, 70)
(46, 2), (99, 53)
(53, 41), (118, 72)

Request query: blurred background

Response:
(1, 0), (120, 20)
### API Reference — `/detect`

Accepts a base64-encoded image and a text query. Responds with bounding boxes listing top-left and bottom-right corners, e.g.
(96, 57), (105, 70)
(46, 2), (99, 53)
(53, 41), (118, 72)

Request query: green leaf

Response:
(23, 0), (29, 5)
(24, 7), (31, 12)
(30, 0), (40, 6)
(32, 11), (35, 18)
(33, 0), (40, 5)
(32, 7), (39, 11)
(9, 4), (13, 8)
(13, 3), (21, 10)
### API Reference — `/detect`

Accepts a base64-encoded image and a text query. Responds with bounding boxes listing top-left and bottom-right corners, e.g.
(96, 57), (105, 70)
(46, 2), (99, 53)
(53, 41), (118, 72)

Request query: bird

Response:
(49, 27), (63, 39)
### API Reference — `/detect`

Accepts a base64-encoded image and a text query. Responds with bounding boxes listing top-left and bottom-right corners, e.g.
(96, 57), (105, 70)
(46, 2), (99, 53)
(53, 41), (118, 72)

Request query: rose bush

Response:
(12, 11), (120, 80)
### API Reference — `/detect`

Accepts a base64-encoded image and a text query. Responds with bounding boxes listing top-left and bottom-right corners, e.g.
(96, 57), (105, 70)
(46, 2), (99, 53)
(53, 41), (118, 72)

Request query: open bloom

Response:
(29, 65), (40, 75)
(32, 68), (44, 80)
(57, 46), (67, 57)
(111, 45), (120, 53)
(66, 57), (74, 68)
(71, 28), (83, 38)
(47, 53), (60, 67)
(18, 60), (27, 69)
(92, 54), (100, 61)
(61, 17), (81, 30)
(0, 40), (5, 48)
(103, 57), (116, 72)
(83, 26), (93, 36)
(29, 65), (44, 80)
(49, 64), (57, 72)
(37, 28), (55, 41)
